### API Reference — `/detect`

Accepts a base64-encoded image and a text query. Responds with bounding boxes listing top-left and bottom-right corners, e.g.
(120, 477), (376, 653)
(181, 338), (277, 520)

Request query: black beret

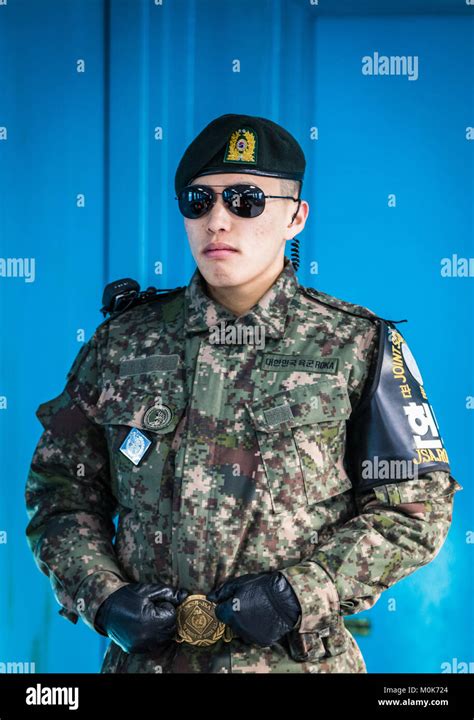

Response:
(174, 113), (306, 197)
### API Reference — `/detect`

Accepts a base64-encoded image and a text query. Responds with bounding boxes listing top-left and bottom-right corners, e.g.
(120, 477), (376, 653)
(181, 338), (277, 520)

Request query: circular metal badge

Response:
(143, 403), (173, 430)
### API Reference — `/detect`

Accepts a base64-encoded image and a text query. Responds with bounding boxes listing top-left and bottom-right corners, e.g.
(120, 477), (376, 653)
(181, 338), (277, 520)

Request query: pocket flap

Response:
(93, 382), (187, 435)
(246, 381), (352, 432)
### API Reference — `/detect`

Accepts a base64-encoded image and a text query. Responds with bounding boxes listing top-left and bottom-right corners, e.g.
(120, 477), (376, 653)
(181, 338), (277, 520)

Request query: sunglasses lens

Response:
(178, 184), (266, 219)
(178, 186), (214, 218)
(223, 185), (265, 218)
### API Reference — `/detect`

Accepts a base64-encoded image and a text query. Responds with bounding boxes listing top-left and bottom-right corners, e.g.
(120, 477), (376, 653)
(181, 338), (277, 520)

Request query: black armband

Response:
(344, 320), (451, 492)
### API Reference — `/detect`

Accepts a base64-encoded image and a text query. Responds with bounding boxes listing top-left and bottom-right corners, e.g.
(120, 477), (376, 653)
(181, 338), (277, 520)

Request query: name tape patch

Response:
(120, 354), (179, 377)
(261, 354), (339, 374)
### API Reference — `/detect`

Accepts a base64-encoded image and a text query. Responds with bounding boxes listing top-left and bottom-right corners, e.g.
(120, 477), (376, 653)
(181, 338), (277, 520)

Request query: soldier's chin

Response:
(198, 263), (246, 288)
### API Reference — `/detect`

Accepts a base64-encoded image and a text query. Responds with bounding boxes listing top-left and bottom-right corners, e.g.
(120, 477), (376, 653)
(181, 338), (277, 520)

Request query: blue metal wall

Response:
(0, 0), (472, 673)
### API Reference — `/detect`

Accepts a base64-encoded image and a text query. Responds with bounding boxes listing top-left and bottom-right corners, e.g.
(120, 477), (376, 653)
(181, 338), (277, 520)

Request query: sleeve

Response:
(24, 329), (130, 635)
(280, 318), (463, 658)
(281, 469), (461, 634)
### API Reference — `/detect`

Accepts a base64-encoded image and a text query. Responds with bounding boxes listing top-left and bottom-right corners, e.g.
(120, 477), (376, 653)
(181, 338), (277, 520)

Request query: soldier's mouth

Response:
(203, 245), (239, 258)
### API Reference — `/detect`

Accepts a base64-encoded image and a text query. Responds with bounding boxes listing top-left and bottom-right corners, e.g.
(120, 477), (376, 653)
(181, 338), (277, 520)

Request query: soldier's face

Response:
(183, 172), (306, 288)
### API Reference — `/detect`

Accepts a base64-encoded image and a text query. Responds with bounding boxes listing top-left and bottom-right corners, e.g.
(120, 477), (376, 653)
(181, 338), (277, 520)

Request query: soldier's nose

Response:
(206, 199), (233, 233)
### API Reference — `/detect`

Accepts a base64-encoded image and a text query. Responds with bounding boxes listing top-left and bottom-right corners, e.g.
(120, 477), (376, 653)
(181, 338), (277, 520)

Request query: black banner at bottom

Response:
(0, 672), (471, 717)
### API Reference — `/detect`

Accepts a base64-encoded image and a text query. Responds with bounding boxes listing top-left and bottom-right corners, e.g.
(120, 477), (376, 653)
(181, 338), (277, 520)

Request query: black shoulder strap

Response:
(300, 286), (407, 326)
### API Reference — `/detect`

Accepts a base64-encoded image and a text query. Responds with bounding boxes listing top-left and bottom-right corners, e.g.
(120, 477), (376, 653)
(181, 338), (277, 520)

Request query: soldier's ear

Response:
(289, 199), (302, 225)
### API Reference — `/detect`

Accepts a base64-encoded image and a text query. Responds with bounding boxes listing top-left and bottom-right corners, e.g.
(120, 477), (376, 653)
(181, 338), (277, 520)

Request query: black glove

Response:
(95, 581), (189, 653)
(206, 571), (301, 647)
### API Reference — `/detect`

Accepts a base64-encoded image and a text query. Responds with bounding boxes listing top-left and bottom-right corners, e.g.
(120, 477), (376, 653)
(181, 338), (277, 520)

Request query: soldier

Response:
(25, 114), (462, 673)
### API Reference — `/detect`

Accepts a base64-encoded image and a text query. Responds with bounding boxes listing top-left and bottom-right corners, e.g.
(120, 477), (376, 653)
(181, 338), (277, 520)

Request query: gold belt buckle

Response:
(175, 594), (234, 647)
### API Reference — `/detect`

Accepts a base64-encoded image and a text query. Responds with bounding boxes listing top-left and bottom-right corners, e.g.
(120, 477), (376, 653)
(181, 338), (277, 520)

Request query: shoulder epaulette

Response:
(299, 286), (407, 326)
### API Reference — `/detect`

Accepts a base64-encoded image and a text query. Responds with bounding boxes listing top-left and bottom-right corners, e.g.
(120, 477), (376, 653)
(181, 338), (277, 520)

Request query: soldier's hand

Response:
(94, 581), (189, 653)
(207, 571), (301, 647)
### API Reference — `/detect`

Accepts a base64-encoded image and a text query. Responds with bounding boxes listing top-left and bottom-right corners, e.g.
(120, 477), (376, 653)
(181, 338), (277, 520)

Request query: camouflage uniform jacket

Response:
(25, 257), (462, 673)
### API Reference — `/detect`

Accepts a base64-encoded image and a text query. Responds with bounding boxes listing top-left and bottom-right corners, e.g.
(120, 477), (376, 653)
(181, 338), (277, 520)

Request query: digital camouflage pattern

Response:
(25, 257), (462, 673)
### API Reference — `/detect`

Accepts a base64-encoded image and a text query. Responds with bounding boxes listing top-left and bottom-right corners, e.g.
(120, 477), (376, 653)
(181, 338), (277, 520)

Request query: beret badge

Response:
(223, 127), (258, 164)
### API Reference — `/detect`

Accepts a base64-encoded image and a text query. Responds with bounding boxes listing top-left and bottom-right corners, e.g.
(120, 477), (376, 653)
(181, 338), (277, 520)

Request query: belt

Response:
(175, 594), (235, 647)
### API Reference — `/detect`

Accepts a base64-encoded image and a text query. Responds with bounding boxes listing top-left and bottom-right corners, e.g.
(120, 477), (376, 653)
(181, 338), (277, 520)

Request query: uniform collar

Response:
(184, 256), (300, 340)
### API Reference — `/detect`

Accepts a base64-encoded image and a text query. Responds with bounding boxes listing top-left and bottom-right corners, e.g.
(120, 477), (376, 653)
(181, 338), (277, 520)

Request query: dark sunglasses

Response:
(175, 183), (301, 219)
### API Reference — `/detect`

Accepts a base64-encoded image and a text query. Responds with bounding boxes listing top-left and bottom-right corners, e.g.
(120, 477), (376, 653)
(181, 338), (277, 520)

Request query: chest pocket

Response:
(93, 381), (187, 509)
(246, 380), (353, 514)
